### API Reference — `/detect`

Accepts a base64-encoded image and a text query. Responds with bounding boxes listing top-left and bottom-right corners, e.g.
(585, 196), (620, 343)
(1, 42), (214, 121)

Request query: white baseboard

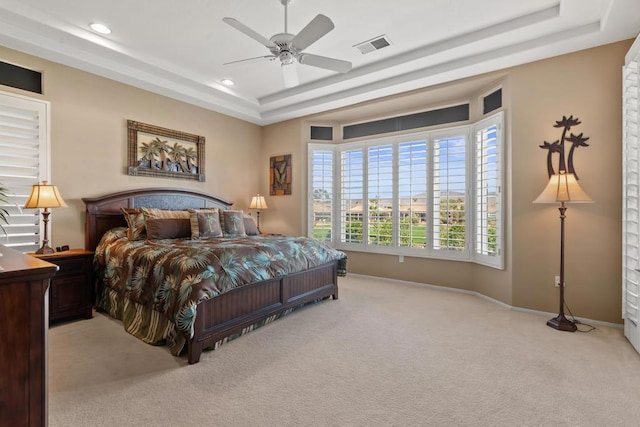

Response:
(347, 273), (623, 330)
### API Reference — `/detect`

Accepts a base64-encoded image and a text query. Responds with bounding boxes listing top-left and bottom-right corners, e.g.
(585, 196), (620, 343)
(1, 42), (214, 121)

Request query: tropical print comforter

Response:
(94, 227), (346, 342)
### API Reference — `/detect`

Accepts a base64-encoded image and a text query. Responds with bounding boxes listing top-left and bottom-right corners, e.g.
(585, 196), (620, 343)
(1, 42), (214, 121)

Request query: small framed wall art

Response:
(270, 154), (291, 195)
(127, 120), (205, 181)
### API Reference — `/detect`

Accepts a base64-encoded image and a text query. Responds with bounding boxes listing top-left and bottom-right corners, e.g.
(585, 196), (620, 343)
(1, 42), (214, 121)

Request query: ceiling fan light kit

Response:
(223, 0), (352, 88)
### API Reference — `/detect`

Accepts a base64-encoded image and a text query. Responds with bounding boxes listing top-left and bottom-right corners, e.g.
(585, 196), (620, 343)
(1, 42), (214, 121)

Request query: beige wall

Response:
(1, 39), (629, 323)
(261, 40), (631, 323)
(0, 46), (262, 250)
(511, 40), (629, 323)
(259, 120), (305, 234)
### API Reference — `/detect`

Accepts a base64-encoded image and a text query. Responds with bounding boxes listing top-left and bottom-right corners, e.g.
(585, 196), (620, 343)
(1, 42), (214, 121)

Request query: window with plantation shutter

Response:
(398, 140), (428, 249)
(340, 147), (364, 244)
(308, 147), (334, 242)
(0, 91), (49, 252)
(367, 144), (393, 247)
(307, 112), (503, 269)
(623, 35), (640, 353)
(472, 113), (503, 268)
(432, 134), (466, 252)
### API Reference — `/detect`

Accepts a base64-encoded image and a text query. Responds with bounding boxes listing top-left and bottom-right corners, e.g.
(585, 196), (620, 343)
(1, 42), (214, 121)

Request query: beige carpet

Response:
(49, 275), (640, 427)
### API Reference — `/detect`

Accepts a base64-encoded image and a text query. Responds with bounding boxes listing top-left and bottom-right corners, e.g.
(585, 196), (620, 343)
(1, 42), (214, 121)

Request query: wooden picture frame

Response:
(127, 120), (205, 181)
(270, 154), (291, 195)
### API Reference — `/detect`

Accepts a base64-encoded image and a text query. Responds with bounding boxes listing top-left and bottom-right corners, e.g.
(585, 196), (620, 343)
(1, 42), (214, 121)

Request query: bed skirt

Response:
(96, 285), (315, 357)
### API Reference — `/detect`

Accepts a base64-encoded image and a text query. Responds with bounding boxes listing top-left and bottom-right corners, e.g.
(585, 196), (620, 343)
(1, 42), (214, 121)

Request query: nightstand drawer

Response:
(55, 257), (88, 277)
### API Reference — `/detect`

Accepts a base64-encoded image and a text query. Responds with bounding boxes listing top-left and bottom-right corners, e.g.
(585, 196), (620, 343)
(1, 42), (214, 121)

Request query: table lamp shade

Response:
(24, 181), (67, 254)
(24, 181), (68, 209)
(249, 195), (268, 210)
(533, 172), (593, 204)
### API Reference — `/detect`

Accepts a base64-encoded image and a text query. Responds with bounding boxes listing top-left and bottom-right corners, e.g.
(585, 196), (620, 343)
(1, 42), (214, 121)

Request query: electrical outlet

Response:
(554, 276), (565, 287)
(399, 255), (404, 263)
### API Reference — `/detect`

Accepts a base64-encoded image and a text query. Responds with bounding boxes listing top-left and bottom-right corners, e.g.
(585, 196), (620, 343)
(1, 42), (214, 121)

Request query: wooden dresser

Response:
(0, 245), (58, 427)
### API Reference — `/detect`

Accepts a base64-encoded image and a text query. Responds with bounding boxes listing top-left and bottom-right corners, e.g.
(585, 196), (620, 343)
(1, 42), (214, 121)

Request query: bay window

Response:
(308, 111), (503, 269)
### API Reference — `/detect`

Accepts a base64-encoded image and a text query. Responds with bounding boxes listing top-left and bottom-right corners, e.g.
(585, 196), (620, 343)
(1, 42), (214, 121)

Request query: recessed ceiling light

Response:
(221, 79), (235, 86)
(90, 23), (111, 35)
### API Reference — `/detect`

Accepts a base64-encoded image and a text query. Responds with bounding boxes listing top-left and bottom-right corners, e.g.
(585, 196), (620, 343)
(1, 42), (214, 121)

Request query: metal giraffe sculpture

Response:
(539, 115), (590, 178)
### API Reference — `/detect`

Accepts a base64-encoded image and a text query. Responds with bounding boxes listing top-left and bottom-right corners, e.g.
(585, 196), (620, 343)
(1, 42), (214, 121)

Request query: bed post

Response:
(187, 303), (206, 364)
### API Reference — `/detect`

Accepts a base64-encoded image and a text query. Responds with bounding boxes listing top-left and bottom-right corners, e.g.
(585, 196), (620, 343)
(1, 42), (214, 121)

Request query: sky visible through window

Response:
(311, 134), (485, 205)
(326, 136), (467, 200)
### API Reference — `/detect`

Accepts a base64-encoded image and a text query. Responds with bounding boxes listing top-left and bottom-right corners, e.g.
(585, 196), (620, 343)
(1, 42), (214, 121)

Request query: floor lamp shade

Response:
(533, 172), (592, 332)
(24, 181), (67, 254)
(533, 172), (593, 204)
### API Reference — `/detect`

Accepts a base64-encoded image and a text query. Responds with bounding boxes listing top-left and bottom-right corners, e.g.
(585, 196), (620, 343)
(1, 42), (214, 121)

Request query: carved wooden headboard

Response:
(82, 188), (233, 251)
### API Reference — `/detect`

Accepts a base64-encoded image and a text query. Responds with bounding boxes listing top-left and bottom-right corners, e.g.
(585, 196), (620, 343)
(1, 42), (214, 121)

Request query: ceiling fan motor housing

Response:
(270, 33), (296, 59)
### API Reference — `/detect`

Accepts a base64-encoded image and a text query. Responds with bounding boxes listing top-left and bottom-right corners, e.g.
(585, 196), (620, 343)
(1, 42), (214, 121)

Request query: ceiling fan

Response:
(222, 0), (352, 88)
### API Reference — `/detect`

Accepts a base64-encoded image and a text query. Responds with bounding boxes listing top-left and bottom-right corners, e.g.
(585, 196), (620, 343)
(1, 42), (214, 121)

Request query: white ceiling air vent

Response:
(353, 35), (392, 54)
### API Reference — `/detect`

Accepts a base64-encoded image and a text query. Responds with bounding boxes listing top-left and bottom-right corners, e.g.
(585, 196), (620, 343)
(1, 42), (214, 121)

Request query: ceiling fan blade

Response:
(223, 55), (277, 66)
(223, 17), (277, 49)
(281, 62), (299, 88)
(298, 53), (352, 73)
(290, 14), (334, 51)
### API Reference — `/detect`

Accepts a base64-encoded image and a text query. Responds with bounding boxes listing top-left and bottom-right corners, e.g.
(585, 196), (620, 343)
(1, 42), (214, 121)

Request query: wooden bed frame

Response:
(83, 188), (339, 364)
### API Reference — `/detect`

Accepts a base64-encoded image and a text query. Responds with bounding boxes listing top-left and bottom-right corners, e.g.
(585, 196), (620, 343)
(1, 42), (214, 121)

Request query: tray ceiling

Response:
(0, 0), (638, 125)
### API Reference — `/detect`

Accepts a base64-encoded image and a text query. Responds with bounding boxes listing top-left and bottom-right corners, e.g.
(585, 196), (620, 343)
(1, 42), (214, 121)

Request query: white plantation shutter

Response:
(398, 140), (428, 249)
(0, 92), (49, 252)
(340, 147), (364, 244)
(308, 147), (334, 242)
(473, 113), (503, 268)
(367, 144), (393, 247)
(432, 134), (466, 252)
(623, 35), (640, 353)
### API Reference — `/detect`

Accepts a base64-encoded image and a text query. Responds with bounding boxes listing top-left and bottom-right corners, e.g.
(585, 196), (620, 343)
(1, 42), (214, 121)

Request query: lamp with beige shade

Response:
(534, 115), (593, 332)
(249, 194), (268, 232)
(24, 181), (67, 254)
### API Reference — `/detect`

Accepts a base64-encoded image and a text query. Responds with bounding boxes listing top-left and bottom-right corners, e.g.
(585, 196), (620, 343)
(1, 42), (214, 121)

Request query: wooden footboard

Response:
(187, 261), (338, 364)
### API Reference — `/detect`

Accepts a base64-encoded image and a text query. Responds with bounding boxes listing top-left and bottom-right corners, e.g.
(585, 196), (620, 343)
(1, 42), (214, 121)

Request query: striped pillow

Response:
(141, 208), (190, 221)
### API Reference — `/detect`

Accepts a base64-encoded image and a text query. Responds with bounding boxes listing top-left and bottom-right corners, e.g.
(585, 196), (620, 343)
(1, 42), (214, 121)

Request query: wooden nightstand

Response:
(30, 249), (94, 323)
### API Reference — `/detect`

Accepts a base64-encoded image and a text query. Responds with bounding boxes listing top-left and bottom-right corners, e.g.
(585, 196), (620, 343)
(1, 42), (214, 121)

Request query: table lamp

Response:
(24, 181), (67, 254)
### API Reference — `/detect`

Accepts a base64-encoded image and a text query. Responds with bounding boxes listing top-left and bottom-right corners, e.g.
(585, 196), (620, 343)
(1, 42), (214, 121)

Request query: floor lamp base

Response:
(547, 314), (577, 332)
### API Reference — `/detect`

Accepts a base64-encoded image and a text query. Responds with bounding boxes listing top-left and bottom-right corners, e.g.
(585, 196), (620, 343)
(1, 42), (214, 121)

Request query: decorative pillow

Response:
(243, 214), (259, 236)
(141, 207), (190, 221)
(188, 208), (223, 239)
(121, 208), (146, 240)
(220, 210), (247, 236)
(145, 218), (191, 240)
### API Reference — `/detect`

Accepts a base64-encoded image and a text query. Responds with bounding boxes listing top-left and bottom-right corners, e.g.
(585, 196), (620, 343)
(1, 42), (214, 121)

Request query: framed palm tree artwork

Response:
(270, 154), (291, 195)
(127, 120), (205, 181)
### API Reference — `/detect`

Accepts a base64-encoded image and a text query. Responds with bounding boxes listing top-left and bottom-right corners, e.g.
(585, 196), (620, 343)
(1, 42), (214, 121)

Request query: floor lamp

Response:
(24, 181), (67, 254)
(534, 171), (592, 331)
